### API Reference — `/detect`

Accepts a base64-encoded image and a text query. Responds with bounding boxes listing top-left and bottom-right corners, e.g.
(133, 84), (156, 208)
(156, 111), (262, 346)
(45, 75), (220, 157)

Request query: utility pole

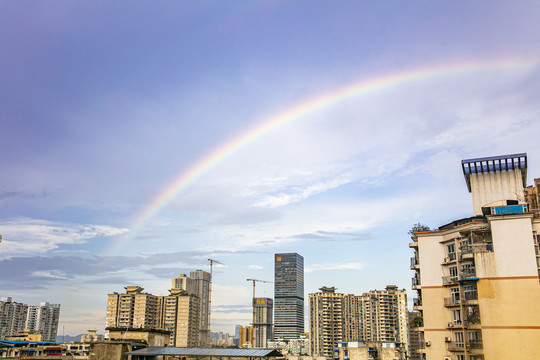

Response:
(246, 278), (273, 347)
(208, 258), (225, 345)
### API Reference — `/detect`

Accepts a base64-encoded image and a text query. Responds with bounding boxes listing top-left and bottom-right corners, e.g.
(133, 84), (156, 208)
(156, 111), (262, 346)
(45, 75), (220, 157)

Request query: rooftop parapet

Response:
(461, 153), (527, 215)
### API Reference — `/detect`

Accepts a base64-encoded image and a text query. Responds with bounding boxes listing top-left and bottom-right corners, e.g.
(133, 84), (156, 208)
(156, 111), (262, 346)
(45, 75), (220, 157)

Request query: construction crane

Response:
(208, 258), (225, 344)
(246, 278), (273, 345)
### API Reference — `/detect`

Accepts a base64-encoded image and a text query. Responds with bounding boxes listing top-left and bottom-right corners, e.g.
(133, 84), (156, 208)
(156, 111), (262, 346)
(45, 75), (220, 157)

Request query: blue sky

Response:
(1, 1), (540, 335)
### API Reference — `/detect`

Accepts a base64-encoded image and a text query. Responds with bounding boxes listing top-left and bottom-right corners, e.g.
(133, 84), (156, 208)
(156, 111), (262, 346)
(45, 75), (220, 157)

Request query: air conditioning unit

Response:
(444, 337), (451, 342)
(448, 322), (454, 327)
(425, 341), (431, 347)
(443, 257), (450, 263)
(444, 357), (451, 360)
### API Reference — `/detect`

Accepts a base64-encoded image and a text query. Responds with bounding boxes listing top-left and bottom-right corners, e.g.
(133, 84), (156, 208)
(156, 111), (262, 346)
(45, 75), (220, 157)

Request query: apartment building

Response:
(106, 286), (161, 329)
(25, 302), (61, 341)
(161, 288), (200, 347)
(253, 297), (273, 348)
(343, 294), (360, 341)
(410, 153), (540, 359)
(358, 286), (408, 348)
(171, 270), (211, 345)
(106, 285), (201, 347)
(0, 297), (28, 340)
(309, 287), (344, 358)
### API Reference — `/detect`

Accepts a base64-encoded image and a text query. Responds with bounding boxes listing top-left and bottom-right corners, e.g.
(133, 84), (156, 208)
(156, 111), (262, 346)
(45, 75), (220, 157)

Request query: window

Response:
(447, 243), (456, 260)
(449, 266), (458, 281)
(450, 287), (460, 303)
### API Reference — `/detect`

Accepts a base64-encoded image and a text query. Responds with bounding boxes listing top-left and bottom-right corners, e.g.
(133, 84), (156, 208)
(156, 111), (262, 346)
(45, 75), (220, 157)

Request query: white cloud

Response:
(31, 270), (68, 279)
(0, 218), (129, 258)
(306, 262), (365, 273)
(248, 265), (263, 270)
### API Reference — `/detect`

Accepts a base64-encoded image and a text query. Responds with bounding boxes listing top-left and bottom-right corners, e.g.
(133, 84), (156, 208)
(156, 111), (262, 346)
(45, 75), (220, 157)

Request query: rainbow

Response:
(111, 58), (539, 252)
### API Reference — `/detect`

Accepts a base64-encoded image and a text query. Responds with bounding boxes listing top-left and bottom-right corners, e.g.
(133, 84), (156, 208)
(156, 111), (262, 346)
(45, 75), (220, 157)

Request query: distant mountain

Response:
(56, 334), (82, 343)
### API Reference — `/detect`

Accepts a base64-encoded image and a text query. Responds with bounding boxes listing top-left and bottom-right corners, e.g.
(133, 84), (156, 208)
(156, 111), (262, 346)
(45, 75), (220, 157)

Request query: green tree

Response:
(408, 223), (430, 235)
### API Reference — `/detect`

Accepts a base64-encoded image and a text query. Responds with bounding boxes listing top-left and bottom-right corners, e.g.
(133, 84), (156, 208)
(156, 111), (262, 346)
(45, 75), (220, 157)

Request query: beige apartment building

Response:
(357, 286), (408, 349)
(410, 153), (540, 360)
(171, 270), (211, 345)
(161, 288), (200, 347)
(106, 285), (201, 347)
(309, 287), (344, 358)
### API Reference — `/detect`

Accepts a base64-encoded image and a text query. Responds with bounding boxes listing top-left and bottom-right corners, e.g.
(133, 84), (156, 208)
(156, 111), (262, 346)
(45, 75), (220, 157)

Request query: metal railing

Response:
(442, 276), (458, 285)
(444, 297), (460, 306)
(461, 268), (477, 279)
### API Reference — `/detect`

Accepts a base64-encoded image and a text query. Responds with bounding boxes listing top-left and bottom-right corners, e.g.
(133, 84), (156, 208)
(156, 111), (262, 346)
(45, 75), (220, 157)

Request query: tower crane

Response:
(246, 278), (273, 345)
(207, 258), (224, 344)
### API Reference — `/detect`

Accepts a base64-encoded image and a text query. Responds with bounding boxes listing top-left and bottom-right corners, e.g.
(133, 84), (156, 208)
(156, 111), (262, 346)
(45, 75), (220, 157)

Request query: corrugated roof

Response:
(127, 347), (283, 357)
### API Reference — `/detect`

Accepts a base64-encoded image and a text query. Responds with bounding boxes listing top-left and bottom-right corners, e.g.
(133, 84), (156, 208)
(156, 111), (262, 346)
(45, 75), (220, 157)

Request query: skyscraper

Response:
(274, 253), (304, 340)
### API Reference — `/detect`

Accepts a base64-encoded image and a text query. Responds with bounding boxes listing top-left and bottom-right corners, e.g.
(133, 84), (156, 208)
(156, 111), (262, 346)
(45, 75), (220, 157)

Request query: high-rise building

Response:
(239, 325), (253, 347)
(410, 153), (540, 359)
(343, 294), (360, 341)
(25, 302), (61, 341)
(274, 253), (304, 340)
(357, 286), (408, 348)
(161, 289), (200, 347)
(309, 286), (344, 358)
(171, 270), (211, 345)
(253, 297), (273, 348)
(106, 285), (201, 347)
(0, 297), (28, 340)
(106, 286), (161, 330)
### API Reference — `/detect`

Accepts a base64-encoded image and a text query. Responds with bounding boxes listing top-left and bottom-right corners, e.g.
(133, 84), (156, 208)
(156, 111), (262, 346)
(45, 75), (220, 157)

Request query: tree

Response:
(408, 223), (431, 235)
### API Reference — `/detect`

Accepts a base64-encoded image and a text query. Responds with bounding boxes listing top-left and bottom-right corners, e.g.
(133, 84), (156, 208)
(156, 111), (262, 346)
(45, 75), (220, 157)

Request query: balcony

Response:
(409, 242), (418, 248)
(413, 298), (422, 309)
(464, 314), (481, 326)
(469, 340), (483, 349)
(444, 297), (460, 307)
(461, 268), (477, 279)
(442, 276), (458, 286)
(460, 243), (493, 259)
(448, 342), (465, 352)
(410, 256), (420, 269)
(411, 276), (421, 289)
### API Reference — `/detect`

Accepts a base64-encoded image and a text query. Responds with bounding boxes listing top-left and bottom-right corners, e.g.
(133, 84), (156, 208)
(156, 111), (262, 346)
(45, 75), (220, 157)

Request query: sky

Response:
(1, 1), (540, 336)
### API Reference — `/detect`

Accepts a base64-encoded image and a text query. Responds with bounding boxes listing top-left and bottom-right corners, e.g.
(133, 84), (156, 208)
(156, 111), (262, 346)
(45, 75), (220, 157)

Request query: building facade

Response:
(171, 270), (211, 345)
(410, 153), (540, 359)
(0, 298), (60, 341)
(0, 297), (28, 340)
(309, 287), (344, 358)
(253, 297), (273, 348)
(161, 289), (200, 347)
(274, 253), (304, 340)
(106, 285), (201, 347)
(357, 286), (408, 348)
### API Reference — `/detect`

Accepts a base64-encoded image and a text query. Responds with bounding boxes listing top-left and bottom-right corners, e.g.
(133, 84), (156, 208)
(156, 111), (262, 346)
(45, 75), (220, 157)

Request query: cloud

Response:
(291, 230), (374, 243)
(306, 262), (365, 273)
(31, 270), (68, 279)
(0, 218), (129, 258)
(248, 265), (263, 270)
(0, 190), (48, 201)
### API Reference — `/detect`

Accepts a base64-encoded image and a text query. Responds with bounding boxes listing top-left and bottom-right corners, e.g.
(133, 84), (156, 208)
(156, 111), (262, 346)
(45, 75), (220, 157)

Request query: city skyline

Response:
(1, 1), (540, 336)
